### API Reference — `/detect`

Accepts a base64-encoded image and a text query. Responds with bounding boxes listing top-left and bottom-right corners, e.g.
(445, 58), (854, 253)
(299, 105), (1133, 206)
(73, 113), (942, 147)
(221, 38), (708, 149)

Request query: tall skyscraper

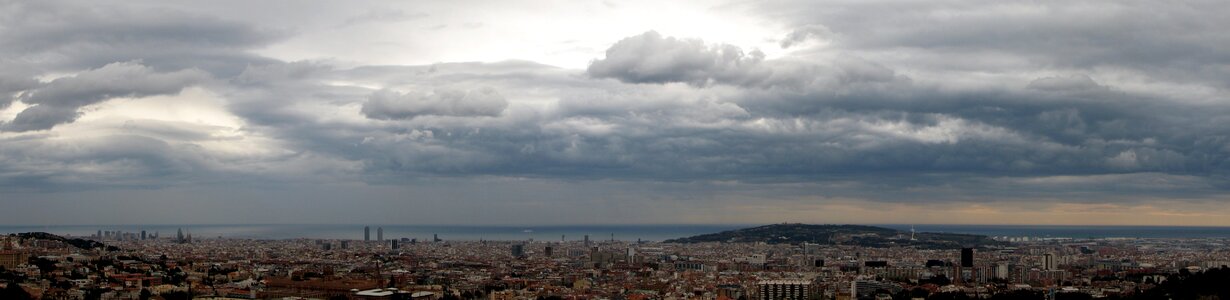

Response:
(961, 248), (975, 268)
(177, 228), (184, 243)
(1043, 253), (1058, 271)
(377, 227), (384, 241)
(140, 230), (146, 240)
(511, 244), (525, 257)
(584, 235), (590, 246)
(995, 262), (1010, 279)
(391, 240), (399, 250)
(365, 226), (371, 241)
(544, 246), (553, 257)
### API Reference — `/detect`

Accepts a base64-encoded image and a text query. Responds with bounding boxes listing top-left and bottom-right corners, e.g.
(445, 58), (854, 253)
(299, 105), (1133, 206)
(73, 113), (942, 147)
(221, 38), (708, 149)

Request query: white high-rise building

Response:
(995, 262), (1010, 279)
(1043, 253), (1058, 271)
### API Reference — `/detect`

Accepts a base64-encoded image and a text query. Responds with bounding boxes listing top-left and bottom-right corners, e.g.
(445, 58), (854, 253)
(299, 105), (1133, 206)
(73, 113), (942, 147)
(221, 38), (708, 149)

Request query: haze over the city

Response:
(2, 0), (1229, 226)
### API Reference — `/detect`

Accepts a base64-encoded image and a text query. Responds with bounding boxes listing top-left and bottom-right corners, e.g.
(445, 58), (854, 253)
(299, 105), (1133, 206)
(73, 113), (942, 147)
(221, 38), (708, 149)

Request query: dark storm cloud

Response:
(733, 81), (1230, 177)
(224, 57), (1226, 195)
(3, 62), (208, 132)
(0, 1), (284, 75)
(587, 31), (776, 87)
(0, 1), (282, 130)
(1026, 75), (1108, 92)
(574, 29), (1229, 180)
(362, 88), (508, 120)
(758, 1), (1230, 86)
(779, 25), (832, 49)
(0, 133), (208, 190)
(2, 0), (1229, 216)
(587, 31), (909, 90)
(0, 68), (39, 110)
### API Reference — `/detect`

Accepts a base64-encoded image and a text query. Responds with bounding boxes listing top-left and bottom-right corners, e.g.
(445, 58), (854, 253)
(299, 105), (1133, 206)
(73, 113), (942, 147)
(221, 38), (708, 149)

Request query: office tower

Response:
(322, 242), (332, 251)
(961, 248), (975, 268)
(758, 280), (811, 300)
(341, 241), (349, 249)
(584, 235), (590, 246)
(177, 228), (184, 243)
(377, 227), (384, 241)
(544, 246), (553, 257)
(365, 226), (371, 241)
(561, 235), (565, 242)
(434, 234), (440, 242)
(1043, 253), (1058, 271)
(511, 244), (525, 257)
(97, 230), (102, 239)
(140, 230), (146, 240)
(391, 240), (399, 250)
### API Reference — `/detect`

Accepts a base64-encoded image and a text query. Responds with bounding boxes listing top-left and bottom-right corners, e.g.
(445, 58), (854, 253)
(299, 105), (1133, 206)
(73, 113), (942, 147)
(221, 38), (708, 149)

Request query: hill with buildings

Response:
(11, 232), (118, 251)
(663, 223), (997, 248)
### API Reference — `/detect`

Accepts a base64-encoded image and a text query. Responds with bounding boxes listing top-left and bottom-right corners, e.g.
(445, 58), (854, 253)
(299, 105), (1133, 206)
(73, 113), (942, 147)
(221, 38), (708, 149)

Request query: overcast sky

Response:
(3, 0), (1230, 226)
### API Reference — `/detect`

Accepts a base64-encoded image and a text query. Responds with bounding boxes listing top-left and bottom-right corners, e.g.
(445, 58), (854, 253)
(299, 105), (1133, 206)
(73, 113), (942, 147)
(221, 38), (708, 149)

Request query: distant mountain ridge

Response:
(664, 223), (997, 248)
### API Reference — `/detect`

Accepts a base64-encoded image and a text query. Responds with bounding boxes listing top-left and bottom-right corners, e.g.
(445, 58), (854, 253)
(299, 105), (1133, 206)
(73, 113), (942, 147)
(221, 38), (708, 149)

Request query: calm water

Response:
(3, 224), (1230, 241)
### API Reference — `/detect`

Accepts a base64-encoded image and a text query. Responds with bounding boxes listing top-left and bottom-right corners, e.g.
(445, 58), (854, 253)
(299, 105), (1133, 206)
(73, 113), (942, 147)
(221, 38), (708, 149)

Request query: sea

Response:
(2, 224), (1230, 241)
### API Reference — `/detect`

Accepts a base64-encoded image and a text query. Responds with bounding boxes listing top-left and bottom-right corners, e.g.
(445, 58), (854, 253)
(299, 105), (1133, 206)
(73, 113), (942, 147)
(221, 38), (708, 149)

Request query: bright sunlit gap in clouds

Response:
(252, 0), (788, 69)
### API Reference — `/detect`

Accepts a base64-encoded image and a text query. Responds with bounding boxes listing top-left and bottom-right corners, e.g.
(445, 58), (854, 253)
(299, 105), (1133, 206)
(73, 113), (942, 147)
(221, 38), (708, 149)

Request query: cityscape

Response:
(4, 0), (1230, 299)
(2, 224), (1230, 299)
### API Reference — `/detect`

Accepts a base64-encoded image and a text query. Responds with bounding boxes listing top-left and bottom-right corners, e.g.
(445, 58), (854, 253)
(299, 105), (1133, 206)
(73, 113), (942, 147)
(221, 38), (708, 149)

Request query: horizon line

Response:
(3, 223), (1230, 228)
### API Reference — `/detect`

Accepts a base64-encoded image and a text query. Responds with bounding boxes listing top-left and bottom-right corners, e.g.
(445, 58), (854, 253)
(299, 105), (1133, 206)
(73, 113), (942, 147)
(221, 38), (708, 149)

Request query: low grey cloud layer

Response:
(5, 62), (208, 131)
(362, 88), (508, 120)
(2, 0), (1229, 225)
